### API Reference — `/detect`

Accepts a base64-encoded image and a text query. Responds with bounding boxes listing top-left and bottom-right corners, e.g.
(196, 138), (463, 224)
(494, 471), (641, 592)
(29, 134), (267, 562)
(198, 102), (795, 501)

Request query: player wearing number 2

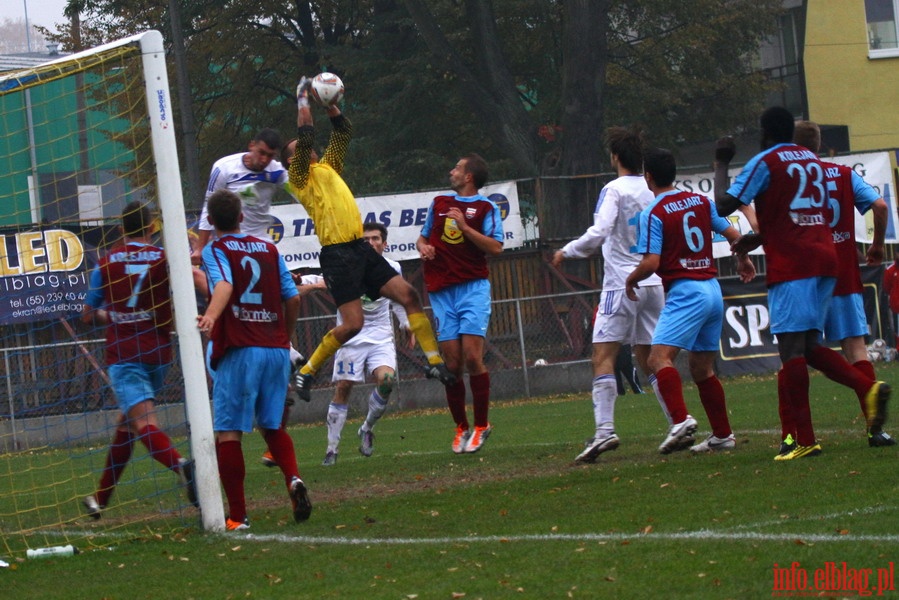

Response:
(198, 190), (311, 529)
(626, 148), (754, 454)
(80, 202), (197, 519)
(714, 107), (890, 461)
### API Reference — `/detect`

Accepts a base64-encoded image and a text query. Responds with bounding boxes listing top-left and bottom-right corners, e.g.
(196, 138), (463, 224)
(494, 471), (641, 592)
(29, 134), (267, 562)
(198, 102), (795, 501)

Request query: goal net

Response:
(0, 30), (220, 559)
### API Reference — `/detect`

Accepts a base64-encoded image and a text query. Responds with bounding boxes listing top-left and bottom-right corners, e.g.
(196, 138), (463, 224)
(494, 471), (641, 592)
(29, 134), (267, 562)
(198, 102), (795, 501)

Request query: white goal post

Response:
(0, 29), (223, 545)
(136, 29), (224, 532)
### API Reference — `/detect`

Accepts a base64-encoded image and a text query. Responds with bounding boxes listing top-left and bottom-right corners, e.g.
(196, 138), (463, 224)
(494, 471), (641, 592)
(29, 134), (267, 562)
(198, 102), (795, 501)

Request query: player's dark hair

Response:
(462, 153), (489, 189)
(280, 138), (296, 166)
(793, 121), (821, 153)
(760, 107), (795, 145)
(643, 147), (677, 188)
(207, 190), (242, 232)
(254, 128), (282, 151)
(605, 126), (645, 173)
(122, 201), (151, 237)
(363, 221), (388, 242)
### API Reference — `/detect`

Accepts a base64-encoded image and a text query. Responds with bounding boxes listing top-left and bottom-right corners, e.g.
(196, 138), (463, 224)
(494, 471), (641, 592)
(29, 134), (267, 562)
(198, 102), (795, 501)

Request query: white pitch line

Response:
(722, 504), (896, 532)
(235, 530), (899, 545)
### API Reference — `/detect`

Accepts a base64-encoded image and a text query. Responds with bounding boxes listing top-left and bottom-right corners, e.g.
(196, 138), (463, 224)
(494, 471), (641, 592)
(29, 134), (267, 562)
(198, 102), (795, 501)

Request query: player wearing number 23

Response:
(714, 107), (889, 460)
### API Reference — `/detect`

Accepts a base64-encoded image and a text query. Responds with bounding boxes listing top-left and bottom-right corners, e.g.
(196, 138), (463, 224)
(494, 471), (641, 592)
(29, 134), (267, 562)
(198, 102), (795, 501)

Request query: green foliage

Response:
(604, 0), (783, 150)
(46, 0), (783, 199)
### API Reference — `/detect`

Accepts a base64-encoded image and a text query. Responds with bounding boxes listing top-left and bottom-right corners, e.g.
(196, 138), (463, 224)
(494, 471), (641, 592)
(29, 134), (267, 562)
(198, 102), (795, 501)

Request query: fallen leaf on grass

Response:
(451, 593), (466, 599)
(642, 525), (653, 534)
(660, 483), (669, 488)
(231, 546), (241, 552)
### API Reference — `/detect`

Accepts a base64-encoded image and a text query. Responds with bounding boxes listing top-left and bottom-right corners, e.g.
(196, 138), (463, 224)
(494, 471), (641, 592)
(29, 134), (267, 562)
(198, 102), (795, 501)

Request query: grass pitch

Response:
(3, 364), (899, 599)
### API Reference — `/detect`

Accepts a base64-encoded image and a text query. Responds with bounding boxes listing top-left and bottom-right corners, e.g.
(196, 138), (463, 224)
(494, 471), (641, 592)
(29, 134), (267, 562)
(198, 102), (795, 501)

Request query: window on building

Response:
(866, 0), (899, 57)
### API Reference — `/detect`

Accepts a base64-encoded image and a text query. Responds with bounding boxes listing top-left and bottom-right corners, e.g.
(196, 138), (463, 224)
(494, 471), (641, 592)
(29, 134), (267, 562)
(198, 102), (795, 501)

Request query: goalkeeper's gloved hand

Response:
(297, 77), (312, 109)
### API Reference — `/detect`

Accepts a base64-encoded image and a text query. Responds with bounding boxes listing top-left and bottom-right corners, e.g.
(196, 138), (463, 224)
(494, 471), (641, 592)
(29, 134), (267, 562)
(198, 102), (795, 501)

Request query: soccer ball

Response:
(310, 72), (344, 106)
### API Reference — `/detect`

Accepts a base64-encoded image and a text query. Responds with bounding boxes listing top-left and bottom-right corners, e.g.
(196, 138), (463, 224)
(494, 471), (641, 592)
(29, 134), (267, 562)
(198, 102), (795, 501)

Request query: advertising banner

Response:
(0, 226), (109, 325)
(269, 181), (524, 270)
(677, 152), (898, 258)
(717, 265), (887, 377)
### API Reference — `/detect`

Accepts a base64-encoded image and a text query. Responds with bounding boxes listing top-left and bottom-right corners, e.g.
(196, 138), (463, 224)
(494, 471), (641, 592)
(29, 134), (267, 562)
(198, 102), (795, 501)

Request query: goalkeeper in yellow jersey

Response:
(286, 77), (455, 401)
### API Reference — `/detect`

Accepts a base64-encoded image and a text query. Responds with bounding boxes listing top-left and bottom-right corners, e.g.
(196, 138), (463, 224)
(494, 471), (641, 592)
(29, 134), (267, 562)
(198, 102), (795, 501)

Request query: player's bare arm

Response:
(550, 249), (565, 268)
(867, 198), (888, 265)
(713, 136), (743, 217)
(284, 295), (301, 347)
(625, 254), (660, 301)
(722, 226), (756, 283)
(197, 280), (233, 333)
(417, 235), (436, 261)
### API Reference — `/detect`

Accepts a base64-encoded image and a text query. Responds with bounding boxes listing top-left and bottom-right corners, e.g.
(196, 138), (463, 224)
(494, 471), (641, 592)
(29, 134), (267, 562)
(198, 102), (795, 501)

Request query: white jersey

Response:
(561, 174), (662, 291)
(312, 258), (409, 346)
(198, 152), (288, 239)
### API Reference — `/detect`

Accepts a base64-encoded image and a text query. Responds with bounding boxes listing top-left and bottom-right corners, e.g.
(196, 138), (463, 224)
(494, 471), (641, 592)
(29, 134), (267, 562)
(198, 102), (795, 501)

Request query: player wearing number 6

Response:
(198, 190), (311, 529)
(626, 149), (754, 454)
(714, 106), (890, 460)
(80, 202), (197, 519)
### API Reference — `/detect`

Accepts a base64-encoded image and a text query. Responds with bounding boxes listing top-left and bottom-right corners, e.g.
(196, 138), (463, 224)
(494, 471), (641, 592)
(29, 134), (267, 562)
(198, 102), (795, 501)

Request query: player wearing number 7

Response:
(714, 106), (890, 460)
(626, 148), (755, 454)
(80, 202), (197, 519)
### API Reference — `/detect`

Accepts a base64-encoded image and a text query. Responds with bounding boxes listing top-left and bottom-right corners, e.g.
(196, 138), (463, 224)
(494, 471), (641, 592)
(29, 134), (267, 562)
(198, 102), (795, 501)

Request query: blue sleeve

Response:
(646, 213), (664, 255)
(278, 255), (299, 300)
(202, 245), (230, 289)
(85, 267), (104, 308)
(483, 202), (505, 243)
(727, 152), (771, 205)
(709, 199), (732, 233)
(420, 202), (435, 238)
(851, 171), (880, 214)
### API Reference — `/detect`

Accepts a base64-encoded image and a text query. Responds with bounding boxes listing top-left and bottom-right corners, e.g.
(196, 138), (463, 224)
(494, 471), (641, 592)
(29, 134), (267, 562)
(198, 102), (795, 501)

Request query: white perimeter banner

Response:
(268, 181), (524, 270)
(677, 151), (898, 258)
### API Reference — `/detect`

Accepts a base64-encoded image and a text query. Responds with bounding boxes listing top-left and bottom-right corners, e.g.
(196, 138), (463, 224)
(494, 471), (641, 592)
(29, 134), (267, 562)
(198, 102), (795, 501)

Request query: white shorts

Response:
(332, 339), (397, 383)
(592, 286), (663, 345)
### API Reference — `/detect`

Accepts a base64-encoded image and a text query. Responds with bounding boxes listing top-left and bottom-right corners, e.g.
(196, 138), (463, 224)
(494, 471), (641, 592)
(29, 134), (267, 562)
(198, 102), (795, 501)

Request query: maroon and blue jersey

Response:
(824, 162), (880, 296)
(87, 241), (172, 365)
(420, 193), (504, 292)
(727, 142), (837, 285)
(636, 190), (730, 290)
(202, 233), (298, 368)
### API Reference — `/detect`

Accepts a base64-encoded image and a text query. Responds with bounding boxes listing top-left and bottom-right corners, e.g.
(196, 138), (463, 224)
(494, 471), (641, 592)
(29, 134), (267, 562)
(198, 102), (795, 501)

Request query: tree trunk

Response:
(168, 0), (203, 212)
(539, 0), (610, 243)
(403, 0), (539, 176)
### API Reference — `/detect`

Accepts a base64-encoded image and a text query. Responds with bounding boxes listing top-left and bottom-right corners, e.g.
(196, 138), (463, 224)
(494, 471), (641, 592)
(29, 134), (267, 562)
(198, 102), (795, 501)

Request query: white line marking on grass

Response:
(722, 504), (896, 532)
(238, 529), (899, 545)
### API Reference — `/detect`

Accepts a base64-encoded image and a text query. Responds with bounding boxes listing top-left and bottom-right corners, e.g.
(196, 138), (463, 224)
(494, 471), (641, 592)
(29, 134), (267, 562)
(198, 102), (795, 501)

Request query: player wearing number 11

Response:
(714, 106), (890, 460)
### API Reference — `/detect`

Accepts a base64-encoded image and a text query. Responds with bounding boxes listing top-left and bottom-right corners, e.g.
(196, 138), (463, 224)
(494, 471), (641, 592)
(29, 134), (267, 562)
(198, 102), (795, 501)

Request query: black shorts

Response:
(320, 238), (400, 307)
